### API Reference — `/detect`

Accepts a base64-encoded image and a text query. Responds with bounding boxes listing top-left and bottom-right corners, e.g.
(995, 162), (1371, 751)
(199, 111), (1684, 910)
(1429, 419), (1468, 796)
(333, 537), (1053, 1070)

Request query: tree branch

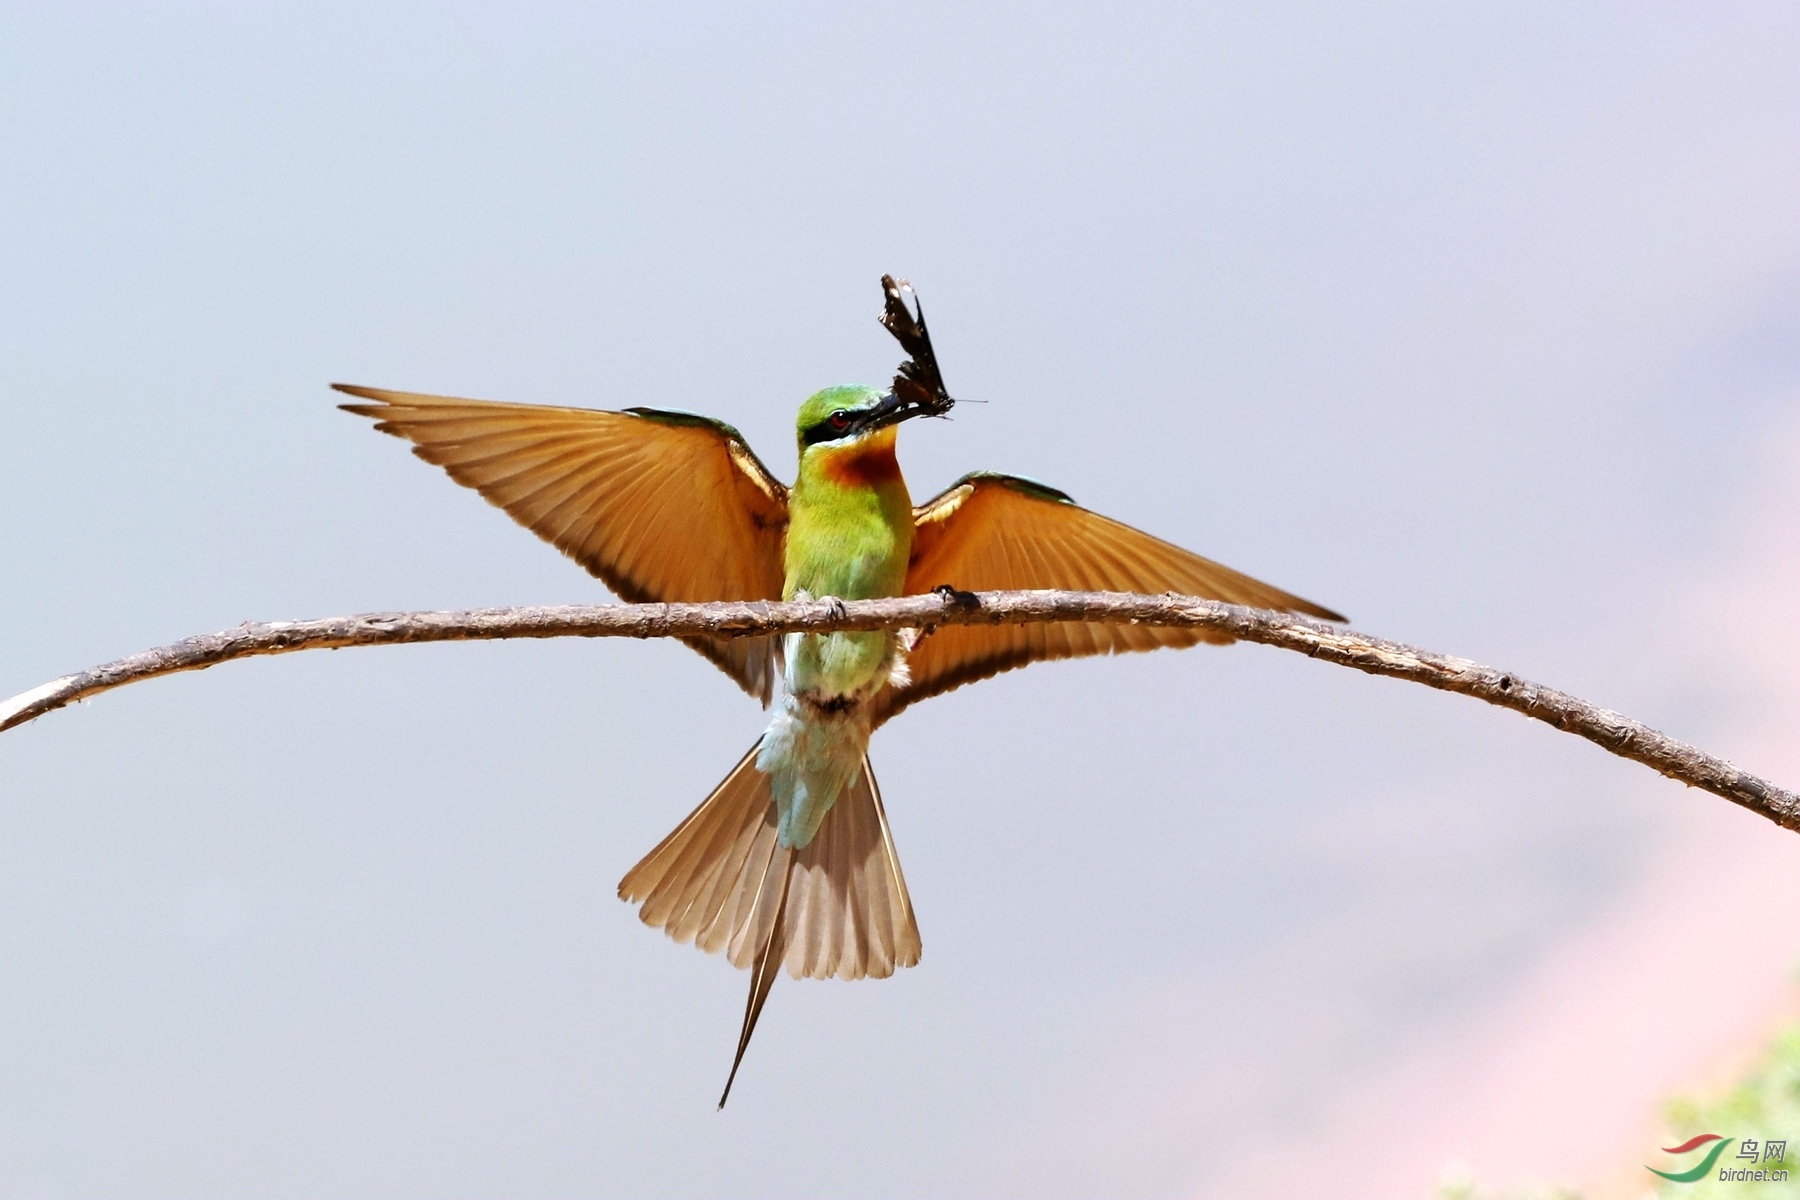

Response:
(3, 590), (1792, 831)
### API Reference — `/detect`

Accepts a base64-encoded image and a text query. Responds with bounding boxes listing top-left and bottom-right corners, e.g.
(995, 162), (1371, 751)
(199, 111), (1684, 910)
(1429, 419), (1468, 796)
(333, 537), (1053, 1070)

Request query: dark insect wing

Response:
(879, 274), (955, 417)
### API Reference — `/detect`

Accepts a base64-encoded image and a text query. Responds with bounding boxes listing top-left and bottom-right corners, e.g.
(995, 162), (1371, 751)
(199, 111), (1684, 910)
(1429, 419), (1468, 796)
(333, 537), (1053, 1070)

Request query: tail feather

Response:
(619, 746), (921, 982)
(627, 744), (759, 912)
(620, 746), (922, 1104)
(717, 853), (793, 1109)
(691, 799), (780, 954)
(784, 758), (919, 978)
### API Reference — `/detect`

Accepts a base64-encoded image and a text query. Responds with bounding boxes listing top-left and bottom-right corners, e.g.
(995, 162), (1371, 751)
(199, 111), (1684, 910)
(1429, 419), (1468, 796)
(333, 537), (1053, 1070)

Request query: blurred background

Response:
(1, 4), (1796, 1196)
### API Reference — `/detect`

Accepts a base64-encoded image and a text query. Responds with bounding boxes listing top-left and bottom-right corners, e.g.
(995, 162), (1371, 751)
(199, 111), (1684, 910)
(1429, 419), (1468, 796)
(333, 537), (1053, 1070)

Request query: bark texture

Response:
(3, 590), (1792, 830)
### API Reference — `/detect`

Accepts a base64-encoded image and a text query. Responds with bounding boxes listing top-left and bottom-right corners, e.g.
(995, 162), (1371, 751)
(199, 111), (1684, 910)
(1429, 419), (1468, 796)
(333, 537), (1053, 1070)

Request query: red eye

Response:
(829, 410), (851, 430)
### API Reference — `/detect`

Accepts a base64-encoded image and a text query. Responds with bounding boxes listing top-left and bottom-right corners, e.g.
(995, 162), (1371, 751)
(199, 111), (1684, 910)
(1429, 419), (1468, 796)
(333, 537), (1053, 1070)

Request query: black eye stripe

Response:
(803, 408), (863, 446)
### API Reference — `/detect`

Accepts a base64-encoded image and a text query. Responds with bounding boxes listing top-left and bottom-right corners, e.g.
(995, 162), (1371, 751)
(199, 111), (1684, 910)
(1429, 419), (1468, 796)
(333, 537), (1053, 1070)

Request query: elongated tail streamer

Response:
(719, 856), (795, 1108)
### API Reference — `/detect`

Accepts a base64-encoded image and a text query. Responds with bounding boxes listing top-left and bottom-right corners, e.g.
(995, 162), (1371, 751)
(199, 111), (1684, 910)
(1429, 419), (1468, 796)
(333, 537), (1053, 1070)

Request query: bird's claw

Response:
(933, 583), (980, 609)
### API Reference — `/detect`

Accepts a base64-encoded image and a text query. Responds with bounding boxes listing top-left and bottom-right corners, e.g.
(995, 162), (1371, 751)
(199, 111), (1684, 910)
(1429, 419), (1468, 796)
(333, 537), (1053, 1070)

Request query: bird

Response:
(334, 276), (1342, 1106)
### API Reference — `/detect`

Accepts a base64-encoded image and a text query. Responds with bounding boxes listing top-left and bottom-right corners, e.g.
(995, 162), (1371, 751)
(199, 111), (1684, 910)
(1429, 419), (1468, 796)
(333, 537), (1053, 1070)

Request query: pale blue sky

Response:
(1, 4), (1796, 1196)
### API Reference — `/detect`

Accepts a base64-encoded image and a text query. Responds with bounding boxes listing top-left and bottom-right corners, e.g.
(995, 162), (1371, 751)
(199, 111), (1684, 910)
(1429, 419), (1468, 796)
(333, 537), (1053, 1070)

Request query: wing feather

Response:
(336, 384), (789, 702)
(878, 472), (1342, 724)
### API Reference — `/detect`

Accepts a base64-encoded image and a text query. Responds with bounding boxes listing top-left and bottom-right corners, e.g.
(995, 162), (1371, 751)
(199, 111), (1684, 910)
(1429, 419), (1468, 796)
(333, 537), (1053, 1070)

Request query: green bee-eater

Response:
(336, 277), (1341, 1105)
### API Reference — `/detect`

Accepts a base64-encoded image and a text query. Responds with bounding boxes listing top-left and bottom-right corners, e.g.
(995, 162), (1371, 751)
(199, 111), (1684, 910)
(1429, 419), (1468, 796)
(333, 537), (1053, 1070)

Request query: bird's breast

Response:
(787, 433), (914, 604)
(814, 440), (903, 489)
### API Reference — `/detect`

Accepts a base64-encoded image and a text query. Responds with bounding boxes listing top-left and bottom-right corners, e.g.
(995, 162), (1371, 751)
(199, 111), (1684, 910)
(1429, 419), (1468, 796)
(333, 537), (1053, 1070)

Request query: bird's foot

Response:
(932, 583), (980, 609)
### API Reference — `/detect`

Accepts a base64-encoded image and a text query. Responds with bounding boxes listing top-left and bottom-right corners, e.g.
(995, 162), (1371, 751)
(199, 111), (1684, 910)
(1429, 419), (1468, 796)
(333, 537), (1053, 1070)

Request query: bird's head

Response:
(794, 385), (933, 454)
(794, 275), (958, 462)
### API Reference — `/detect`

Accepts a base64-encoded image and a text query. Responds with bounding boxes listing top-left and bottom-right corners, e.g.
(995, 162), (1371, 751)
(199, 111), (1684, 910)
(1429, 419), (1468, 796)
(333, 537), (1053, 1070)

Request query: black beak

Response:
(855, 389), (933, 435)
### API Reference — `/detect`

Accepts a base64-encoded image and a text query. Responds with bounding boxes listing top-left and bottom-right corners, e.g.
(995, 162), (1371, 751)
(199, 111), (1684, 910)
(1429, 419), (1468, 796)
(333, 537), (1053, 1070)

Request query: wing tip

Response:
(1299, 600), (1349, 623)
(333, 383), (396, 420)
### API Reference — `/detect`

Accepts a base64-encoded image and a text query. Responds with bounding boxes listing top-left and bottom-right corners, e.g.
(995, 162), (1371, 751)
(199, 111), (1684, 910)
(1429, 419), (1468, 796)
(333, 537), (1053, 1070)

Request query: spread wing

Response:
(335, 384), (790, 703)
(876, 472), (1343, 725)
